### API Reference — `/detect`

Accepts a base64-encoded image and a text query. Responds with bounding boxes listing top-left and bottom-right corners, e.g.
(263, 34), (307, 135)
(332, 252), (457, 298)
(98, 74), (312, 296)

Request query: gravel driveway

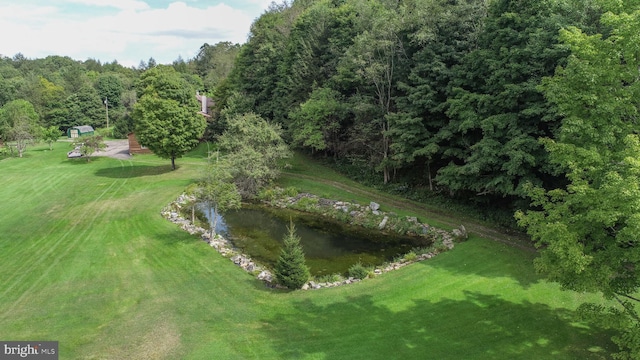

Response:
(95, 140), (131, 160)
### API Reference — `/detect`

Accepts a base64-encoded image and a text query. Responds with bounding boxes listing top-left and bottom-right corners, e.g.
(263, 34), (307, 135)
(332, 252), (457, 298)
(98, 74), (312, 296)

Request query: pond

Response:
(202, 204), (431, 276)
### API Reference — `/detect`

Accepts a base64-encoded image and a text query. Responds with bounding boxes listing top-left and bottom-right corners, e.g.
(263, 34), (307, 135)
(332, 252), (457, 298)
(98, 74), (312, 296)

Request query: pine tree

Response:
(274, 221), (310, 289)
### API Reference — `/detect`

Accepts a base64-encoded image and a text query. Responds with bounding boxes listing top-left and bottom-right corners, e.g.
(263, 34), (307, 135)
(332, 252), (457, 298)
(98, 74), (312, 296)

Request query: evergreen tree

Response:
(274, 221), (310, 290)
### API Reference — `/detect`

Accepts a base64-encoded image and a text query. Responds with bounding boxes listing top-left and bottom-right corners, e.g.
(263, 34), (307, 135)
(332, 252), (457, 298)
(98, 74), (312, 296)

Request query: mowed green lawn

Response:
(0, 143), (614, 359)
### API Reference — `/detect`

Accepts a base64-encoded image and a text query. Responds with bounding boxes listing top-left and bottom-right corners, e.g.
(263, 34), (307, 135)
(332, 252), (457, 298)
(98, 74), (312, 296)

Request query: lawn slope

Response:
(0, 145), (613, 359)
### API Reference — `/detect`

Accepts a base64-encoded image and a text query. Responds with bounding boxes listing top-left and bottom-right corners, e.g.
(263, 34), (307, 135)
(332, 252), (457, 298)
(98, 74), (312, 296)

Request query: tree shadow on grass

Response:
(95, 164), (175, 178)
(260, 291), (614, 360)
(416, 239), (542, 289)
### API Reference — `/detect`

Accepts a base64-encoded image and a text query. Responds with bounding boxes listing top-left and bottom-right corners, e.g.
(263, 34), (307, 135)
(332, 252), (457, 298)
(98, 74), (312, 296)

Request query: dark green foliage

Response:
(435, 0), (579, 198)
(274, 221), (310, 289)
(64, 86), (104, 128)
(347, 262), (369, 280)
(95, 73), (124, 108)
(228, 4), (298, 120)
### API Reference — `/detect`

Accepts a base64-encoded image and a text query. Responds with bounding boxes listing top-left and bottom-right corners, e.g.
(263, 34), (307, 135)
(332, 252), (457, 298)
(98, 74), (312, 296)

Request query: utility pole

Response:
(104, 97), (109, 129)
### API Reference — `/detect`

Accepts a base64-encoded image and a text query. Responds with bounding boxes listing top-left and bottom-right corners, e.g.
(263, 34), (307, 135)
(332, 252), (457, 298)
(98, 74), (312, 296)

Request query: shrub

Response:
(274, 221), (310, 289)
(293, 197), (319, 212)
(258, 188), (278, 201)
(348, 262), (369, 280)
(315, 273), (344, 283)
(403, 251), (418, 262)
(284, 186), (298, 197)
(413, 246), (435, 255)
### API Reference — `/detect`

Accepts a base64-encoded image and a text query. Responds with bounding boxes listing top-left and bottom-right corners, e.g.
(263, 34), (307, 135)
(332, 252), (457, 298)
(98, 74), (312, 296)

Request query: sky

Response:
(0, 0), (274, 67)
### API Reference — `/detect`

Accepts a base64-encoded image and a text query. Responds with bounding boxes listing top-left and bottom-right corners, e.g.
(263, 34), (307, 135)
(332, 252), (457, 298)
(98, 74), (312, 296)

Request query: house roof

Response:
(71, 125), (95, 133)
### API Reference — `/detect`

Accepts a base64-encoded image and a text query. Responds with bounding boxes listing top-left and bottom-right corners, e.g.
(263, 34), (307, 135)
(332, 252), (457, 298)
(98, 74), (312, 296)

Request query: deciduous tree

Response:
(517, 7), (640, 358)
(41, 125), (61, 150)
(0, 99), (40, 157)
(73, 134), (106, 162)
(133, 66), (206, 170)
(218, 112), (291, 198)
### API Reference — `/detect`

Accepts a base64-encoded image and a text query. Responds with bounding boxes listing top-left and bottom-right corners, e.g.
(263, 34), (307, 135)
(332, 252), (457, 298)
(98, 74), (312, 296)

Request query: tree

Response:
(274, 220), (310, 289)
(228, 2), (304, 120)
(434, 0), (603, 200)
(73, 135), (106, 162)
(194, 42), (241, 92)
(95, 73), (124, 108)
(41, 125), (61, 150)
(0, 99), (40, 157)
(196, 155), (241, 240)
(341, 0), (406, 183)
(133, 66), (206, 170)
(516, 7), (640, 359)
(218, 112), (291, 198)
(64, 86), (104, 129)
(288, 86), (347, 156)
(389, 0), (487, 190)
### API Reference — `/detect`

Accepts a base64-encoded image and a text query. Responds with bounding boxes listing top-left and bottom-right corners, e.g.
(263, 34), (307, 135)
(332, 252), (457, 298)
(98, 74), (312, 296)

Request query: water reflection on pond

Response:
(205, 205), (430, 276)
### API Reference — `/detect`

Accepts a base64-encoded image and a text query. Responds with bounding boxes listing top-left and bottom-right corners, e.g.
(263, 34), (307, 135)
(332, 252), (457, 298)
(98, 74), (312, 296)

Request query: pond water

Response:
(203, 204), (431, 276)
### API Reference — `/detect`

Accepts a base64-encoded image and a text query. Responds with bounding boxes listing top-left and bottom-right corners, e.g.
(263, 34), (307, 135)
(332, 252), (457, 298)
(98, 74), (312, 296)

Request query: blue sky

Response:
(0, 0), (273, 67)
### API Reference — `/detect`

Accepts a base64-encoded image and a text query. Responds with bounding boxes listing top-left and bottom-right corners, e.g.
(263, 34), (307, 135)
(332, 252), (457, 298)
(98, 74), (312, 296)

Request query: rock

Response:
(452, 225), (468, 240)
(350, 211), (359, 217)
(369, 202), (380, 211)
(257, 270), (273, 282)
(318, 198), (333, 207)
(372, 210), (380, 216)
(378, 216), (389, 230)
(301, 283), (309, 290)
(406, 216), (418, 223)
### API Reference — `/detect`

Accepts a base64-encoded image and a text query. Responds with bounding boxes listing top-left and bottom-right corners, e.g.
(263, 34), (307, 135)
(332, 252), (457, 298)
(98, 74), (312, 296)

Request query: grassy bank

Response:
(0, 144), (614, 359)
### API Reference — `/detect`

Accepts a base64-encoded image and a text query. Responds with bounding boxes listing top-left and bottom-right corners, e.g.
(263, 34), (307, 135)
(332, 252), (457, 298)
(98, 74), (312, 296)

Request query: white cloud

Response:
(64, 0), (150, 11)
(0, 1), (269, 67)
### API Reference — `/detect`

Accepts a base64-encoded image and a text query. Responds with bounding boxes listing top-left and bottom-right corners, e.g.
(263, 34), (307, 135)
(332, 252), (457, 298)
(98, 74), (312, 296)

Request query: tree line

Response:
(0, 41), (240, 142)
(3, 1), (640, 355)
(220, 0), (640, 357)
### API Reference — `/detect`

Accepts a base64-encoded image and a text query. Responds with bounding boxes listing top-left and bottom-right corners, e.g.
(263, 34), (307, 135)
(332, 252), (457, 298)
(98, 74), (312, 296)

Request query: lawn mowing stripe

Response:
(0, 170), (79, 259)
(0, 175), (124, 298)
(0, 174), (130, 318)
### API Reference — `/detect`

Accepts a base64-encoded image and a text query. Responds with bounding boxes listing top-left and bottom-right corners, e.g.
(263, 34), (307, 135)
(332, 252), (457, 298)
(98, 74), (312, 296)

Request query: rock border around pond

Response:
(161, 192), (468, 290)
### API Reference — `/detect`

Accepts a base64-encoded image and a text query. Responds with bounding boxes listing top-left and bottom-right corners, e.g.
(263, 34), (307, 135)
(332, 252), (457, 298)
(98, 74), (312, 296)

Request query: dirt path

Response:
(284, 172), (536, 252)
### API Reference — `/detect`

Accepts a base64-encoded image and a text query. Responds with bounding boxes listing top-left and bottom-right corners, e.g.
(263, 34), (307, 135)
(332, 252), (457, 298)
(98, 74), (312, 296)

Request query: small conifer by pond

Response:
(274, 220), (310, 289)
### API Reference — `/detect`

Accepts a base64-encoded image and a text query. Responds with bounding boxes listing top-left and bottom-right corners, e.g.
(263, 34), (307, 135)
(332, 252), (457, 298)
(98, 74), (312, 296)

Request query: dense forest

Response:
(0, 0), (605, 212)
(3, 0), (640, 356)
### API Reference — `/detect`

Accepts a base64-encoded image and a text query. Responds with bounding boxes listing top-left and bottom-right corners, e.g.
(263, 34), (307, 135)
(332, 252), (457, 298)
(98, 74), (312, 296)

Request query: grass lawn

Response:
(0, 144), (614, 359)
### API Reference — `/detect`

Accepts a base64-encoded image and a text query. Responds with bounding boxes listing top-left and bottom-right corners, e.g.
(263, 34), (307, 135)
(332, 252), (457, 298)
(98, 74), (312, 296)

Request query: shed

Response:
(128, 133), (153, 155)
(67, 125), (95, 138)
